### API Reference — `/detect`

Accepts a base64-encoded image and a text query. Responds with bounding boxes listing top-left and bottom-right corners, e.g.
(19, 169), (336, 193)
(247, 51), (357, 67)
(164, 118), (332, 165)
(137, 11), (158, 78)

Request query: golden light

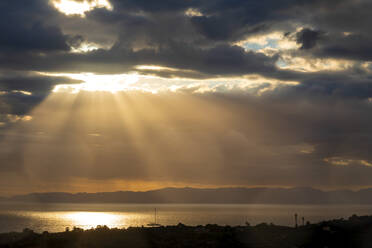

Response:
(48, 73), (140, 93)
(135, 65), (180, 71)
(11, 90), (33, 96)
(0, 69), (304, 196)
(135, 64), (199, 76)
(324, 157), (372, 167)
(40, 71), (301, 95)
(185, 8), (203, 17)
(65, 212), (122, 228)
(51, 0), (112, 16)
(71, 42), (101, 53)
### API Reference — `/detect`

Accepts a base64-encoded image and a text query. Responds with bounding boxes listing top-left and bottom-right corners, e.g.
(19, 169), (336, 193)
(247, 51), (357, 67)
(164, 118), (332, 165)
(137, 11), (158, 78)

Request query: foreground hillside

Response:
(1, 215), (372, 248)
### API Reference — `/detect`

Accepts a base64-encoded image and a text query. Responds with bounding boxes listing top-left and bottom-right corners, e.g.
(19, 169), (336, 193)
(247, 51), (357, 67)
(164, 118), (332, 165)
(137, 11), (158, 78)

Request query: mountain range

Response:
(2, 187), (372, 204)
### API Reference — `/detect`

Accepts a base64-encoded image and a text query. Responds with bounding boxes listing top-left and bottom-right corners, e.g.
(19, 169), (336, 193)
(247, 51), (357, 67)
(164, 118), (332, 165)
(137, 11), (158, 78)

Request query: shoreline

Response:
(0, 215), (371, 248)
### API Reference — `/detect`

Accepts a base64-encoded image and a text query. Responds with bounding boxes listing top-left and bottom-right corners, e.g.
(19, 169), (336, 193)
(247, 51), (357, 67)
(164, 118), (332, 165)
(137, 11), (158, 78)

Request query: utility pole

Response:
(294, 213), (298, 228)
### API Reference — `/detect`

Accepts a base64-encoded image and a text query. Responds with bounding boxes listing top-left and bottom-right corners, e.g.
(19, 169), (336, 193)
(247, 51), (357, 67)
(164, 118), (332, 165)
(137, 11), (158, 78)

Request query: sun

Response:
(46, 73), (140, 93)
(51, 0), (112, 16)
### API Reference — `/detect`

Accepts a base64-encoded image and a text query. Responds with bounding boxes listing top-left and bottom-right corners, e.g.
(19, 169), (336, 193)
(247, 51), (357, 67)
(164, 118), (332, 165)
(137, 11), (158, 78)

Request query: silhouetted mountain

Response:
(2, 187), (372, 204)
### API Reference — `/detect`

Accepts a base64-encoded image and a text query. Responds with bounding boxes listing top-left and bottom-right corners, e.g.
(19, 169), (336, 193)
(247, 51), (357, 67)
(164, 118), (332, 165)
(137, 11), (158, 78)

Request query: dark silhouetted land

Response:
(4, 187), (372, 204)
(1, 215), (372, 248)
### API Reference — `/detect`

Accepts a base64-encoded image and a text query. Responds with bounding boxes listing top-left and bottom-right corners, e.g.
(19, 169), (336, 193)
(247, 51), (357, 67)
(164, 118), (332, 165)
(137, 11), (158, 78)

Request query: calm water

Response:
(1, 203), (372, 233)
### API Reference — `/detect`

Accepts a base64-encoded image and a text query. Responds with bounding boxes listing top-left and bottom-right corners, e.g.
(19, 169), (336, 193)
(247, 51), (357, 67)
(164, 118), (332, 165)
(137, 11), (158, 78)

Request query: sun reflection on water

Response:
(64, 212), (124, 229)
(8, 209), (153, 232)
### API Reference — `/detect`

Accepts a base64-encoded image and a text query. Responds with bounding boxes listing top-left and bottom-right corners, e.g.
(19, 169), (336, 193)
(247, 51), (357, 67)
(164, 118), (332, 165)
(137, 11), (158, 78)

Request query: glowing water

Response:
(1, 203), (372, 233)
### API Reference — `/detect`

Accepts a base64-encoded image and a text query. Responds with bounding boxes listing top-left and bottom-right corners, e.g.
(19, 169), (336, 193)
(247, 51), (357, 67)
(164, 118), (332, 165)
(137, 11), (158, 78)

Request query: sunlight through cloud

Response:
(51, 0), (112, 16)
(135, 65), (180, 71)
(40, 72), (301, 95)
(50, 73), (140, 93)
(70, 42), (102, 53)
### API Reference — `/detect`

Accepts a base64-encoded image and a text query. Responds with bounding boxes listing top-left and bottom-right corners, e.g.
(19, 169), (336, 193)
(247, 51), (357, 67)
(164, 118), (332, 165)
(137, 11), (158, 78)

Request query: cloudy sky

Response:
(0, 0), (371, 195)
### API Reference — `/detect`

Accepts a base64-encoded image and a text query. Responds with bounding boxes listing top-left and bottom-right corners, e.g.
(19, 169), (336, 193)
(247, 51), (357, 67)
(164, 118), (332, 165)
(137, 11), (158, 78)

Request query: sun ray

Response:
(0, 83), (240, 193)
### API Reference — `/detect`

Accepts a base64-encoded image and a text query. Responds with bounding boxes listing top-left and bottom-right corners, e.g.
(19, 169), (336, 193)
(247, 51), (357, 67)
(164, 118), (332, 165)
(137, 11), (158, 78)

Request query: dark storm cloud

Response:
(0, 43), (283, 78)
(317, 33), (372, 61)
(187, 0), (298, 41)
(86, 0), (288, 48)
(286, 0), (372, 61)
(1, 0), (371, 76)
(0, 72), (82, 115)
(0, 0), (370, 77)
(307, 0), (372, 35)
(105, 0), (335, 42)
(109, 0), (195, 12)
(291, 30), (372, 61)
(296, 28), (322, 50)
(0, 72), (81, 94)
(0, 0), (76, 53)
(0, 22), (70, 52)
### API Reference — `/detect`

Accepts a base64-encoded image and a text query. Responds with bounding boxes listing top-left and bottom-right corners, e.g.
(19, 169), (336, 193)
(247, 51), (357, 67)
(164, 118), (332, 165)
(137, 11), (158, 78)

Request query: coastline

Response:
(0, 215), (371, 248)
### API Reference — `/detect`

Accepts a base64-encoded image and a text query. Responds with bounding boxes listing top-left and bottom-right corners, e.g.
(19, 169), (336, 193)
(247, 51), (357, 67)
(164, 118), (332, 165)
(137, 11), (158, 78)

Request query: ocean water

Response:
(1, 203), (372, 233)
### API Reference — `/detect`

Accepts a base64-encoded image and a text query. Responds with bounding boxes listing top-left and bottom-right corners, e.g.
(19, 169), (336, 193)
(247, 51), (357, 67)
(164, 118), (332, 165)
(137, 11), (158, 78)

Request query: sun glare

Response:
(135, 65), (180, 71)
(51, 0), (112, 16)
(65, 212), (122, 228)
(41, 71), (301, 95)
(71, 42), (101, 53)
(49, 73), (140, 93)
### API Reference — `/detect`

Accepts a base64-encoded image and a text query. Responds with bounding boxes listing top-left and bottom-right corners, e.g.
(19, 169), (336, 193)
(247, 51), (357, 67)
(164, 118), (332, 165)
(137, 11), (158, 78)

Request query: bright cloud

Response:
(51, 0), (112, 16)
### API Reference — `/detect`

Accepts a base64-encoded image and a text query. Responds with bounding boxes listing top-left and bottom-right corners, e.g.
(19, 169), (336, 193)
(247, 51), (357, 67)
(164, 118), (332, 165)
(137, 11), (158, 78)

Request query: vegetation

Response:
(1, 215), (372, 248)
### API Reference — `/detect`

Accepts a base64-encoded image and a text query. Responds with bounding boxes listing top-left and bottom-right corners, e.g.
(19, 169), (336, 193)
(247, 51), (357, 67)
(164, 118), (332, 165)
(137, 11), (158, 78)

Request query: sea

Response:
(1, 203), (372, 233)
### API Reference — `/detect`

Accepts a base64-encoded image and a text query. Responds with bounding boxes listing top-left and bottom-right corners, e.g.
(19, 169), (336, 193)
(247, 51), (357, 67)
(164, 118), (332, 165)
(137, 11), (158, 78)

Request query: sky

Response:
(0, 0), (372, 195)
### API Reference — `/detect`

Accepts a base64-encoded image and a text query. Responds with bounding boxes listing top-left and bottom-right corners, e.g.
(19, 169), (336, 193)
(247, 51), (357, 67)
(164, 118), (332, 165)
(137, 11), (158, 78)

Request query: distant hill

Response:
(1, 187), (372, 204)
